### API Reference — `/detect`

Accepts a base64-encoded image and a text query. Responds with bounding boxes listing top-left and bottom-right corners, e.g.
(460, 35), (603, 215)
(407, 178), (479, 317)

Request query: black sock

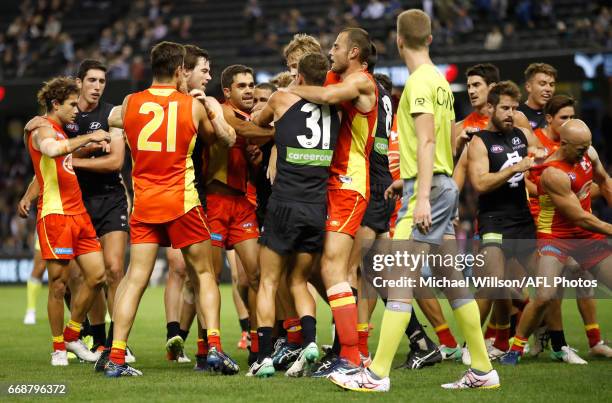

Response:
(509, 313), (519, 338)
(276, 320), (287, 338)
(405, 312), (433, 351)
(332, 327), (341, 355)
(81, 317), (91, 339)
(300, 316), (316, 346)
(167, 321), (180, 340)
(105, 321), (114, 349)
(549, 330), (567, 352)
(351, 287), (358, 304)
(178, 328), (189, 342)
(257, 327), (273, 362)
(90, 323), (106, 347)
(239, 318), (250, 333)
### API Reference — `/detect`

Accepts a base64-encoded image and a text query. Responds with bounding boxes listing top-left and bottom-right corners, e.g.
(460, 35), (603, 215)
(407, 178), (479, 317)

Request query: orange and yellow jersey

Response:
(324, 70), (378, 199)
(532, 155), (603, 239)
(205, 103), (249, 193)
(462, 111), (489, 130)
(528, 128), (560, 219)
(123, 84), (201, 223)
(28, 117), (86, 219)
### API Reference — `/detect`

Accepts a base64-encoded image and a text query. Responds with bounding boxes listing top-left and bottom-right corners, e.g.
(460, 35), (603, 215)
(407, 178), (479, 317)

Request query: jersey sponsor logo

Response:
(242, 222), (255, 228)
(580, 158), (592, 173)
(65, 123), (79, 132)
(500, 151), (524, 188)
(415, 97), (425, 106)
(374, 137), (388, 155)
(62, 154), (75, 175)
(490, 145), (504, 153)
(286, 147), (333, 167)
(211, 233), (223, 241)
(435, 86), (454, 110)
(512, 137), (521, 145)
(54, 247), (73, 255)
(89, 121), (102, 130)
(576, 179), (592, 200)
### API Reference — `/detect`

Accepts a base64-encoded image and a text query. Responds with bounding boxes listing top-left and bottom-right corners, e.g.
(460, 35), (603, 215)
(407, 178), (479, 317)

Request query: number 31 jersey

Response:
(273, 99), (340, 204)
(124, 85), (201, 223)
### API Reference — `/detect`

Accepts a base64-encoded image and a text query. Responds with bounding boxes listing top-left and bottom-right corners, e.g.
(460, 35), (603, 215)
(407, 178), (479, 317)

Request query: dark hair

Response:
(77, 59), (107, 81)
(184, 44), (209, 71)
(298, 53), (330, 86)
(255, 82), (277, 93)
(544, 95), (576, 117)
(151, 41), (185, 80)
(220, 64), (254, 90)
(487, 80), (521, 107)
(374, 73), (392, 94)
(524, 62), (557, 81)
(340, 27), (371, 63)
(366, 41), (378, 73)
(37, 76), (79, 112)
(466, 63), (500, 85)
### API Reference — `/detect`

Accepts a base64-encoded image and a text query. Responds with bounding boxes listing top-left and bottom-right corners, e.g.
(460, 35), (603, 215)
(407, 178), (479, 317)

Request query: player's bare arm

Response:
(31, 125), (110, 158)
(589, 146), (612, 205)
(108, 105), (124, 129)
(190, 89), (237, 145)
(17, 176), (40, 218)
(71, 127), (125, 173)
(222, 103), (274, 139)
(453, 146), (469, 193)
(251, 92), (277, 127)
(288, 71), (375, 112)
(468, 135), (534, 193)
(413, 112), (435, 233)
(514, 110), (532, 132)
(541, 166), (612, 235)
(193, 99), (225, 145)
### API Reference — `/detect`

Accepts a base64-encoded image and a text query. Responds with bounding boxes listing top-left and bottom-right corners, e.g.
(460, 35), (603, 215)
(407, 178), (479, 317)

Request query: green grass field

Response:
(2, 285), (611, 402)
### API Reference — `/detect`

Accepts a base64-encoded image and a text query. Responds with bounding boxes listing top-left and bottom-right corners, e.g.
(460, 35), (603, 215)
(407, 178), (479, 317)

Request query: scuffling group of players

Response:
(17, 8), (612, 392)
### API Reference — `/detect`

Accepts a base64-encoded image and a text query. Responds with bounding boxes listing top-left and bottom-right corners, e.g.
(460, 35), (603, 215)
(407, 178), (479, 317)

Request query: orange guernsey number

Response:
(137, 101), (178, 152)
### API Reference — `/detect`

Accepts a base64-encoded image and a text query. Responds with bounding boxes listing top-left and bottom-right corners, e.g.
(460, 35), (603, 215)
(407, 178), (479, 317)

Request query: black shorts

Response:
(83, 191), (129, 237)
(259, 198), (326, 255)
(478, 213), (536, 259)
(361, 184), (395, 234)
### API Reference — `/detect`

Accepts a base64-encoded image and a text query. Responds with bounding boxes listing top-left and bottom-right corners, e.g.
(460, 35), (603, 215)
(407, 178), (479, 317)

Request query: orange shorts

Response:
(130, 206), (210, 249)
(206, 193), (259, 249)
(326, 189), (368, 237)
(37, 213), (101, 260)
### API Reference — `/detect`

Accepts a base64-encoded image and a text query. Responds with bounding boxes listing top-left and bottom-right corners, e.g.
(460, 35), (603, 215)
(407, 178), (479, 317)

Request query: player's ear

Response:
(545, 114), (553, 125)
(75, 78), (82, 89)
(51, 99), (60, 111)
(222, 86), (231, 99)
(426, 34), (433, 46)
(297, 73), (304, 86)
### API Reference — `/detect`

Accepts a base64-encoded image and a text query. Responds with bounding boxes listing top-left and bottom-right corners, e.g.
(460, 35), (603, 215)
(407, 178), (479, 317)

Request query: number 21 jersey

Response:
(124, 85), (200, 223)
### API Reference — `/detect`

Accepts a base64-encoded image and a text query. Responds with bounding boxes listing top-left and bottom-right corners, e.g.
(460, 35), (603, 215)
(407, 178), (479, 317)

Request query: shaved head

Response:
(559, 119), (590, 144)
(559, 119), (591, 163)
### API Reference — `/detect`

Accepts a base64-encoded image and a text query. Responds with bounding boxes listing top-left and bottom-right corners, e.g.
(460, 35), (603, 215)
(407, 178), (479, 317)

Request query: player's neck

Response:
(403, 49), (432, 74)
(152, 79), (177, 88)
(78, 97), (98, 113)
(45, 113), (62, 127)
(340, 62), (365, 80)
(474, 104), (489, 116)
(525, 98), (542, 111)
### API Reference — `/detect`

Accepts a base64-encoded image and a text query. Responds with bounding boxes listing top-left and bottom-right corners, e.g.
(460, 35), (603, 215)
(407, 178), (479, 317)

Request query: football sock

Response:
(453, 300), (492, 372)
(300, 315), (316, 346)
(257, 327), (273, 362)
(207, 328), (222, 351)
(493, 322), (510, 351)
(63, 320), (81, 342)
(327, 283), (359, 365)
(250, 330), (259, 353)
(357, 322), (369, 357)
(284, 318), (303, 345)
(52, 335), (65, 351)
(239, 318), (250, 333)
(178, 328), (189, 342)
(549, 330), (567, 352)
(435, 323), (457, 348)
(110, 340), (126, 365)
(105, 321), (114, 349)
(484, 322), (497, 339)
(276, 320), (287, 338)
(90, 323), (106, 347)
(510, 335), (528, 353)
(369, 300), (412, 378)
(585, 323), (601, 348)
(26, 277), (42, 311)
(166, 321), (180, 340)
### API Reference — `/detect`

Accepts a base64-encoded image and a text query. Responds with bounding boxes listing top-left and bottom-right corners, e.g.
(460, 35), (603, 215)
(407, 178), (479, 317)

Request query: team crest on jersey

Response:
(89, 121), (102, 130)
(339, 175), (352, 184)
(490, 145), (504, 153)
(62, 154), (75, 175)
(580, 158), (592, 173)
(65, 123), (79, 133)
(567, 172), (577, 181)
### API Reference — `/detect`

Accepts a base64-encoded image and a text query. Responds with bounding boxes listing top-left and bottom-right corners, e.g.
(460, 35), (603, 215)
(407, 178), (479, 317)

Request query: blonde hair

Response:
(270, 71), (294, 89)
(397, 9), (431, 50)
(283, 34), (322, 61)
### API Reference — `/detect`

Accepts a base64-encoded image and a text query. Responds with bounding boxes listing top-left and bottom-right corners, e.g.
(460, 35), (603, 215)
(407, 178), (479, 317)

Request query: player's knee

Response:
(50, 278), (67, 299)
(86, 269), (107, 289)
(106, 261), (124, 286)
